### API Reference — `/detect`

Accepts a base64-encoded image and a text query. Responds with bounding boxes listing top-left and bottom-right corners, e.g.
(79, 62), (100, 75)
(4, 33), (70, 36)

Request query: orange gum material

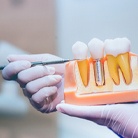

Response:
(64, 53), (138, 105)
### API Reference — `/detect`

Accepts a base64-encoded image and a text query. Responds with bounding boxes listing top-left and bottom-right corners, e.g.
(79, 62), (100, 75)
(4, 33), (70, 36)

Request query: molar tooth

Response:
(105, 38), (132, 85)
(88, 38), (105, 86)
(72, 41), (89, 86)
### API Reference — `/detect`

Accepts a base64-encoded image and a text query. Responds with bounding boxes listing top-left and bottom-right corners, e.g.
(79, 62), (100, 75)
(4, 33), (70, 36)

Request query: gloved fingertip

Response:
(7, 55), (16, 62)
(56, 103), (66, 113)
(22, 61), (32, 68)
(61, 100), (65, 103)
(47, 66), (55, 74)
(54, 75), (62, 82)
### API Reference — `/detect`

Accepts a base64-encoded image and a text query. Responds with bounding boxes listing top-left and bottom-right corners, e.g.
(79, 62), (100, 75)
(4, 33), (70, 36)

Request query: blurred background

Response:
(0, 0), (138, 138)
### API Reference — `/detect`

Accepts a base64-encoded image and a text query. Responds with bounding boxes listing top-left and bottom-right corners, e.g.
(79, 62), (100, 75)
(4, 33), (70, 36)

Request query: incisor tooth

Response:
(105, 38), (132, 85)
(72, 41), (89, 86)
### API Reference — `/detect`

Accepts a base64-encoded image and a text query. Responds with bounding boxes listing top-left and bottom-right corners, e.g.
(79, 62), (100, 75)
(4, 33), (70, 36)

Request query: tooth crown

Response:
(104, 38), (131, 57)
(88, 38), (104, 59)
(72, 41), (88, 60)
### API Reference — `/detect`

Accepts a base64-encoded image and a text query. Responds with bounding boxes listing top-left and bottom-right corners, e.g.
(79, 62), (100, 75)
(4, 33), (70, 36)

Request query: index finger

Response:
(2, 60), (31, 80)
(7, 54), (61, 62)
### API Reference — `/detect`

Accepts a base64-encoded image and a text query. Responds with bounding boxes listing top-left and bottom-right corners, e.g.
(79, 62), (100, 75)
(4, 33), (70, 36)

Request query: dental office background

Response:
(0, 0), (138, 138)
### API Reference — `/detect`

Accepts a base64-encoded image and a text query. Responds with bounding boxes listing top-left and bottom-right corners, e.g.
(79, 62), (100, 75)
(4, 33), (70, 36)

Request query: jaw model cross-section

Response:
(64, 38), (138, 105)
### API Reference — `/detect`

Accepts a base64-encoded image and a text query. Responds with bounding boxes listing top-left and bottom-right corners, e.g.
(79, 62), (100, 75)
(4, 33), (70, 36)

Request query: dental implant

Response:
(88, 38), (105, 86)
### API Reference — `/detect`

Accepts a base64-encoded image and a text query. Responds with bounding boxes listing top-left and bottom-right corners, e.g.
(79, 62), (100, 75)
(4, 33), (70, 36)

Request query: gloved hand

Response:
(2, 54), (65, 113)
(56, 102), (138, 138)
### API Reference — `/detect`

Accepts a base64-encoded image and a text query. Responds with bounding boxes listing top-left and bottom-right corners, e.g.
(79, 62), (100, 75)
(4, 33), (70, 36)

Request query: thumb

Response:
(56, 103), (105, 124)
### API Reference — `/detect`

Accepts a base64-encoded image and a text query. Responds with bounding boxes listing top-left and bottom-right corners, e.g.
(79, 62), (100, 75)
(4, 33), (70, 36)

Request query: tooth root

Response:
(107, 55), (120, 85)
(77, 59), (89, 86)
(117, 52), (132, 84)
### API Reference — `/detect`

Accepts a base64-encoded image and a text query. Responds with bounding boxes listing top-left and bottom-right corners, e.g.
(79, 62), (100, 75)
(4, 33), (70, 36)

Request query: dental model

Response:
(72, 41), (89, 86)
(88, 38), (105, 86)
(104, 38), (132, 85)
(64, 37), (138, 106)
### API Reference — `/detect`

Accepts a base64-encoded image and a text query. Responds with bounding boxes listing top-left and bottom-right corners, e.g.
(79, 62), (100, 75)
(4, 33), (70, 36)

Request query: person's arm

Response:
(2, 54), (65, 113)
(56, 102), (138, 138)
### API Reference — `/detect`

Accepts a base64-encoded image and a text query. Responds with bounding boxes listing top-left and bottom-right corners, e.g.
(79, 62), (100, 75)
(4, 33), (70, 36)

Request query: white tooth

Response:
(72, 41), (89, 86)
(104, 37), (131, 57)
(72, 41), (88, 59)
(88, 38), (105, 86)
(88, 38), (104, 59)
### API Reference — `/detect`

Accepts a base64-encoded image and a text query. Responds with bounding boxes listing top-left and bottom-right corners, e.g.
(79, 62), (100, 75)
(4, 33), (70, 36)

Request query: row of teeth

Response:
(72, 38), (131, 59)
(72, 37), (132, 86)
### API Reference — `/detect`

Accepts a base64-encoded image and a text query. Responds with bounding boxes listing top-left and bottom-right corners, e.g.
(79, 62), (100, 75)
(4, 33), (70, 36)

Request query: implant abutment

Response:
(88, 38), (105, 86)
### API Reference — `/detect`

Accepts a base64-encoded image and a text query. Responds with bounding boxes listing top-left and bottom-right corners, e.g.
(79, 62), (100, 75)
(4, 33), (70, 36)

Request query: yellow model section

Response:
(106, 52), (132, 85)
(77, 59), (89, 86)
(75, 58), (113, 94)
(106, 55), (120, 85)
(73, 54), (136, 94)
(117, 52), (132, 85)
